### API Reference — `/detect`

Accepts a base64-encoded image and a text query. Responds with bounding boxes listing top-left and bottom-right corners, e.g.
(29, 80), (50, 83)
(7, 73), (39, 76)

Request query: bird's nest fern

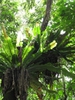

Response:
(0, 24), (75, 100)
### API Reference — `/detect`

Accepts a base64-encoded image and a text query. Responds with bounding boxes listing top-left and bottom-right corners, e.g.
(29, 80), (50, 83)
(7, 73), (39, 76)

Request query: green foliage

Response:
(51, 0), (75, 32)
(0, 0), (75, 100)
(0, 0), (19, 35)
(23, 0), (35, 10)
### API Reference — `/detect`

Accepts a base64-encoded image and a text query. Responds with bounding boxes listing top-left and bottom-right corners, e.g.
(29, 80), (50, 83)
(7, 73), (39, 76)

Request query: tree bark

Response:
(41, 0), (53, 32)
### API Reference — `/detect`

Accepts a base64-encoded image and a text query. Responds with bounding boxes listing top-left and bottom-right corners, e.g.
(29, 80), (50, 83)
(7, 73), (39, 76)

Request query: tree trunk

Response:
(41, 0), (53, 32)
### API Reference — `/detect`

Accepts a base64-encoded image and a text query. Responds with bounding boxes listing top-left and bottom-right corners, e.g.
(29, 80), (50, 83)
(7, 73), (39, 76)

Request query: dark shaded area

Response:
(34, 50), (58, 84)
(2, 89), (17, 100)
(1, 68), (29, 100)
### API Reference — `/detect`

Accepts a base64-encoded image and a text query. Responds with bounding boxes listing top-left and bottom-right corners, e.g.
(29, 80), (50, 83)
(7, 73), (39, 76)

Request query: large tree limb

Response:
(41, 0), (53, 32)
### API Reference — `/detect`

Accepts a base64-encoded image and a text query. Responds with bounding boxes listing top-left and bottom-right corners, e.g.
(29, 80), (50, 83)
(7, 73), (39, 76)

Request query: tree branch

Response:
(41, 0), (53, 32)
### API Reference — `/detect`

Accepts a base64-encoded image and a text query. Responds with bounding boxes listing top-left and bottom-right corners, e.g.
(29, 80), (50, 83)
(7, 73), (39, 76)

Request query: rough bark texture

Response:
(41, 0), (53, 32)
(1, 68), (29, 100)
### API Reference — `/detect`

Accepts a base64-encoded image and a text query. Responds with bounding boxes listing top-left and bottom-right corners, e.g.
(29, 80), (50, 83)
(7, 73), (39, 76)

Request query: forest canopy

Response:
(0, 0), (75, 100)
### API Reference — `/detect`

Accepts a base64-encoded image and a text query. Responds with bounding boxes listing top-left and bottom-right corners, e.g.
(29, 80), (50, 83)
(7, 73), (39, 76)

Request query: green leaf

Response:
(28, 63), (75, 79)
(33, 25), (41, 36)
